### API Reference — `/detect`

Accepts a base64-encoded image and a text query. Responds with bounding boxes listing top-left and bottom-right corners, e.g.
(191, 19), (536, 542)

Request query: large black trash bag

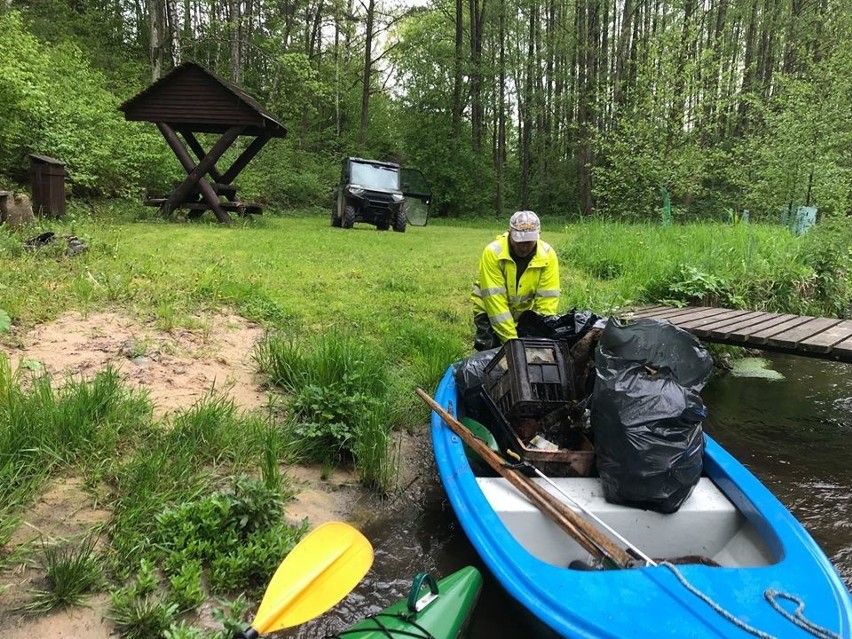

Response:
(516, 309), (605, 347)
(591, 318), (713, 513)
(454, 347), (502, 422)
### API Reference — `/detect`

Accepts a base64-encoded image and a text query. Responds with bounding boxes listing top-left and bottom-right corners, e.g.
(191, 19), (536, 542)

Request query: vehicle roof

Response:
(346, 157), (401, 169)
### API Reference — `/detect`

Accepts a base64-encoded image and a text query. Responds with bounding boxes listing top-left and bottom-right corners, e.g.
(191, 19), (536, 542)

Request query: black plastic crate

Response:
(483, 338), (575, 428)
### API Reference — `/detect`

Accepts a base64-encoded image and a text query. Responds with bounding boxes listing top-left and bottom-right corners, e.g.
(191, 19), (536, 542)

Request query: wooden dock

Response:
(628, 306), (852, 363)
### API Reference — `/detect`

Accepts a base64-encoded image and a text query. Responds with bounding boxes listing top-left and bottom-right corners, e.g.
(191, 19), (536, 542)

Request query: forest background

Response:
(1, 0), (850, 221)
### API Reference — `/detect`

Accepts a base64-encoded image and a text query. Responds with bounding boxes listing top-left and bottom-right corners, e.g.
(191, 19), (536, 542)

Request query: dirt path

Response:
(0, 311), (379, 638)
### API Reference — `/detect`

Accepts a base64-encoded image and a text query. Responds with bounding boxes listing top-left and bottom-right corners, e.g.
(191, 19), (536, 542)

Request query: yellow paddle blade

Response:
(251, 521), (373, 633)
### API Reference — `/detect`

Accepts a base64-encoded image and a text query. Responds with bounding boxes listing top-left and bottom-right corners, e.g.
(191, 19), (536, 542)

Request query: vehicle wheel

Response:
(343, 205), (356, 229)
(331, 206), (342, 227)
(392, 209), (406, 233)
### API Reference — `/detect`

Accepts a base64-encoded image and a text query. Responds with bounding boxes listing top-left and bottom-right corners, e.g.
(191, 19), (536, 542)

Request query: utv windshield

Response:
(350, 162), (400, 191)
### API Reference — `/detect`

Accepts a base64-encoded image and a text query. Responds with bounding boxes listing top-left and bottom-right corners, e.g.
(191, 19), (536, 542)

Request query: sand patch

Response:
(0, 311), (269, 419)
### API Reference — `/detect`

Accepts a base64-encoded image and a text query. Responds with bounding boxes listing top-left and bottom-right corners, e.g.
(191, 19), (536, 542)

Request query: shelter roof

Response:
(119, 62), (287, 138)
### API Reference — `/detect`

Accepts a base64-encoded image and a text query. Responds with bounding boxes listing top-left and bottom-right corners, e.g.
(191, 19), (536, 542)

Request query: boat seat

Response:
(477, 477), (774, 568)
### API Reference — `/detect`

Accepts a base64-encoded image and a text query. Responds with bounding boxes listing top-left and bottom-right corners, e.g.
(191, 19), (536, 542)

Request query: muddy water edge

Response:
(284, 352), (852, 638)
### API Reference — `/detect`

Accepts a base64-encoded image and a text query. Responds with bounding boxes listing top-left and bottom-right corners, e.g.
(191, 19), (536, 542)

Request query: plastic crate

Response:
(483, 338), (575, 432)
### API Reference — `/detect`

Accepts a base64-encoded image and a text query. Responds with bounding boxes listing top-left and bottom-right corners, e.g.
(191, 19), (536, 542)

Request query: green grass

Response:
(0, 355), (152, 547)
(0, 361), (306, 631)
(559, 219), (815, 313)
(3, 203), (852, 635)
(24, 533), (103, 612)
(5, 204), (845, 341)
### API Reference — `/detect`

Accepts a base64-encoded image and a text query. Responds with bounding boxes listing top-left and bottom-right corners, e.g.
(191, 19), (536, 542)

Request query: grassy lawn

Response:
(3, 204), (846, 443)
(1, 203), (848, 637)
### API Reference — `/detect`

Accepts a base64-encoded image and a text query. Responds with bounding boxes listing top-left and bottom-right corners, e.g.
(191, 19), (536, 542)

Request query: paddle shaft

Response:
(418, 388), (633, 567)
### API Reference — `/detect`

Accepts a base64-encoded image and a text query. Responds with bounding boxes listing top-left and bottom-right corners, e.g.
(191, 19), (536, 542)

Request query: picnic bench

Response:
(120, 62), (287, 223)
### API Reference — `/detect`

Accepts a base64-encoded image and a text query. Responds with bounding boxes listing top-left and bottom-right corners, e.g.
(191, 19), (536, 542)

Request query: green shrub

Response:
(153, 476), (304, 593)
(167, 560), (205, 612)
(255, 330), (396, 486)
(110, 590), (179, 639)
(289, 381), (382, 459)
(800, 215), (852, 317)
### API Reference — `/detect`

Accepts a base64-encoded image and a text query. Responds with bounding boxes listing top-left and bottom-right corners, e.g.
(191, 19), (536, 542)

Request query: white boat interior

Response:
(477, 477), (778, 568)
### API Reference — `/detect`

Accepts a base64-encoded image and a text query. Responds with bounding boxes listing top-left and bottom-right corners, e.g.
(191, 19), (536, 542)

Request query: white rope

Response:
(764, 590), (844, 639)
(661, 562), (843, 639)
(661, 562), (776, 639)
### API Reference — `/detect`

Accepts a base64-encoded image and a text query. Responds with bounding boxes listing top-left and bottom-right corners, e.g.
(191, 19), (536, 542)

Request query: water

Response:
(701, 353), (852, 587)
(285, 353), (852, 637)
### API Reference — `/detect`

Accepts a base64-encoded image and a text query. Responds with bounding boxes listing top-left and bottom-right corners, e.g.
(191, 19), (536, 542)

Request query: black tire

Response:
(331, 205), (342, 227)
(392, 209), (406, 233)
(343, 205), (356, 229)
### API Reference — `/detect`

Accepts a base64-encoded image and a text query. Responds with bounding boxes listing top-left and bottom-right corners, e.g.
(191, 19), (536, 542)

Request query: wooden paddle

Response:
(235, 521), (374, 638)
(417, 388), (633, 568)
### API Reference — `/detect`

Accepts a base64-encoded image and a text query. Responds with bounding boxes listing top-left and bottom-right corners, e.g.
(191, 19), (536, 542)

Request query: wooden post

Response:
(157, 123), (243, 223)
(220, 133), (271, 185)
(179, 129), (225, 183)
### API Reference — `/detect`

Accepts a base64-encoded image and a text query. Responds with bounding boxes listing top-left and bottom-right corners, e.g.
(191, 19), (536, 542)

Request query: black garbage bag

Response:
(23, 231), (56, 249)
(591, 318), (713, 513)
(516, 309), (605, 347)
(454, 347), (501, 423)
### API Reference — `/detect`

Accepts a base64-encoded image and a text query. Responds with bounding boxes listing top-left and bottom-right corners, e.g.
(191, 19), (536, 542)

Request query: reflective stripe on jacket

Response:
(471, 233), (560, 343)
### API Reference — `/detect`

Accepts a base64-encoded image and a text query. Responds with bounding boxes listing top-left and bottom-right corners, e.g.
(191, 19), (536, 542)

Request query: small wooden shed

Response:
(29, 153), (67, 218)
(119, 62), (287, 222)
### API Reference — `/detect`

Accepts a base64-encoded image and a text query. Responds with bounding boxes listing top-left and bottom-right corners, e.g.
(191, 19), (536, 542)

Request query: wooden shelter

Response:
(120, 62), (287, 223)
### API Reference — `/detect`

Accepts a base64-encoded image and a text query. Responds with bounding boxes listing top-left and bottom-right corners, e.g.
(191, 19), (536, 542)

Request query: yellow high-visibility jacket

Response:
(471, 233), (560, 343)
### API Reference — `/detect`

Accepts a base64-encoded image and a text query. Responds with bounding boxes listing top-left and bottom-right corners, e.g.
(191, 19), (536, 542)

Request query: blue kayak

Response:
(430, 366), (852, 639)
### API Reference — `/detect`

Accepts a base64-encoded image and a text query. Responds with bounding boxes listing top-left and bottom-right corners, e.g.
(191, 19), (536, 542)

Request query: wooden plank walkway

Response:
(627, 306), (852, 363)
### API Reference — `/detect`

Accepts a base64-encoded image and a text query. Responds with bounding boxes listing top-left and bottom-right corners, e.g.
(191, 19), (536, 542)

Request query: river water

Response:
(285, 353), (851, 638)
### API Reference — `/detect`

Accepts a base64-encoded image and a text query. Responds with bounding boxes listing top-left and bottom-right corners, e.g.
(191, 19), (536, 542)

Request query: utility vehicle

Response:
(331, 157), (431, 232)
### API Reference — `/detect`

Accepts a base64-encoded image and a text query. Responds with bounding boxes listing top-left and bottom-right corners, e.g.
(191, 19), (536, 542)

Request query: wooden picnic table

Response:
(120, 62), (287, 223)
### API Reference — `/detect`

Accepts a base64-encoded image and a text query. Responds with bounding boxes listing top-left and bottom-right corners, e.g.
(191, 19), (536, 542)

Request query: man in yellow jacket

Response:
(472, 211), (560, 351)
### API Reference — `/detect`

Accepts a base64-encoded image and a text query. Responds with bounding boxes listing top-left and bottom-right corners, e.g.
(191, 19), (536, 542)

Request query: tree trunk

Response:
(669, 0), (696, 143)
(358, 0), (376, 148)
(613, 0), (633, 108)
(701, 0), (728, 145)
(495, 0), (506, 220)
(452, 0), (463, 139)
(148, 0), (167, 80)
(783, 0), (805, 74)
(520, 3), (535, 209)
(736, 0), (759, 135)
(577, 0), (596, 216)
(229, 0), (242, 83)
(309, 0), (325, 59)
(469, 0), (486, 153)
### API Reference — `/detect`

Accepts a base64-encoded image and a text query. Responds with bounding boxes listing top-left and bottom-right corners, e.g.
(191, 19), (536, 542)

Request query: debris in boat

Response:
(529, 435), (559, 451)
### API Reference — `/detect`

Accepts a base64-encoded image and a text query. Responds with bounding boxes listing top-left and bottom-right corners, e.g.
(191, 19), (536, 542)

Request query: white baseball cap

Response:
(509, 210), (540, 242)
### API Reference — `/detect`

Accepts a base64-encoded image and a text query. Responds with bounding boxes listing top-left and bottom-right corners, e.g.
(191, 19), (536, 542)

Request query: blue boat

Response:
(430, 365), (852, 639)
